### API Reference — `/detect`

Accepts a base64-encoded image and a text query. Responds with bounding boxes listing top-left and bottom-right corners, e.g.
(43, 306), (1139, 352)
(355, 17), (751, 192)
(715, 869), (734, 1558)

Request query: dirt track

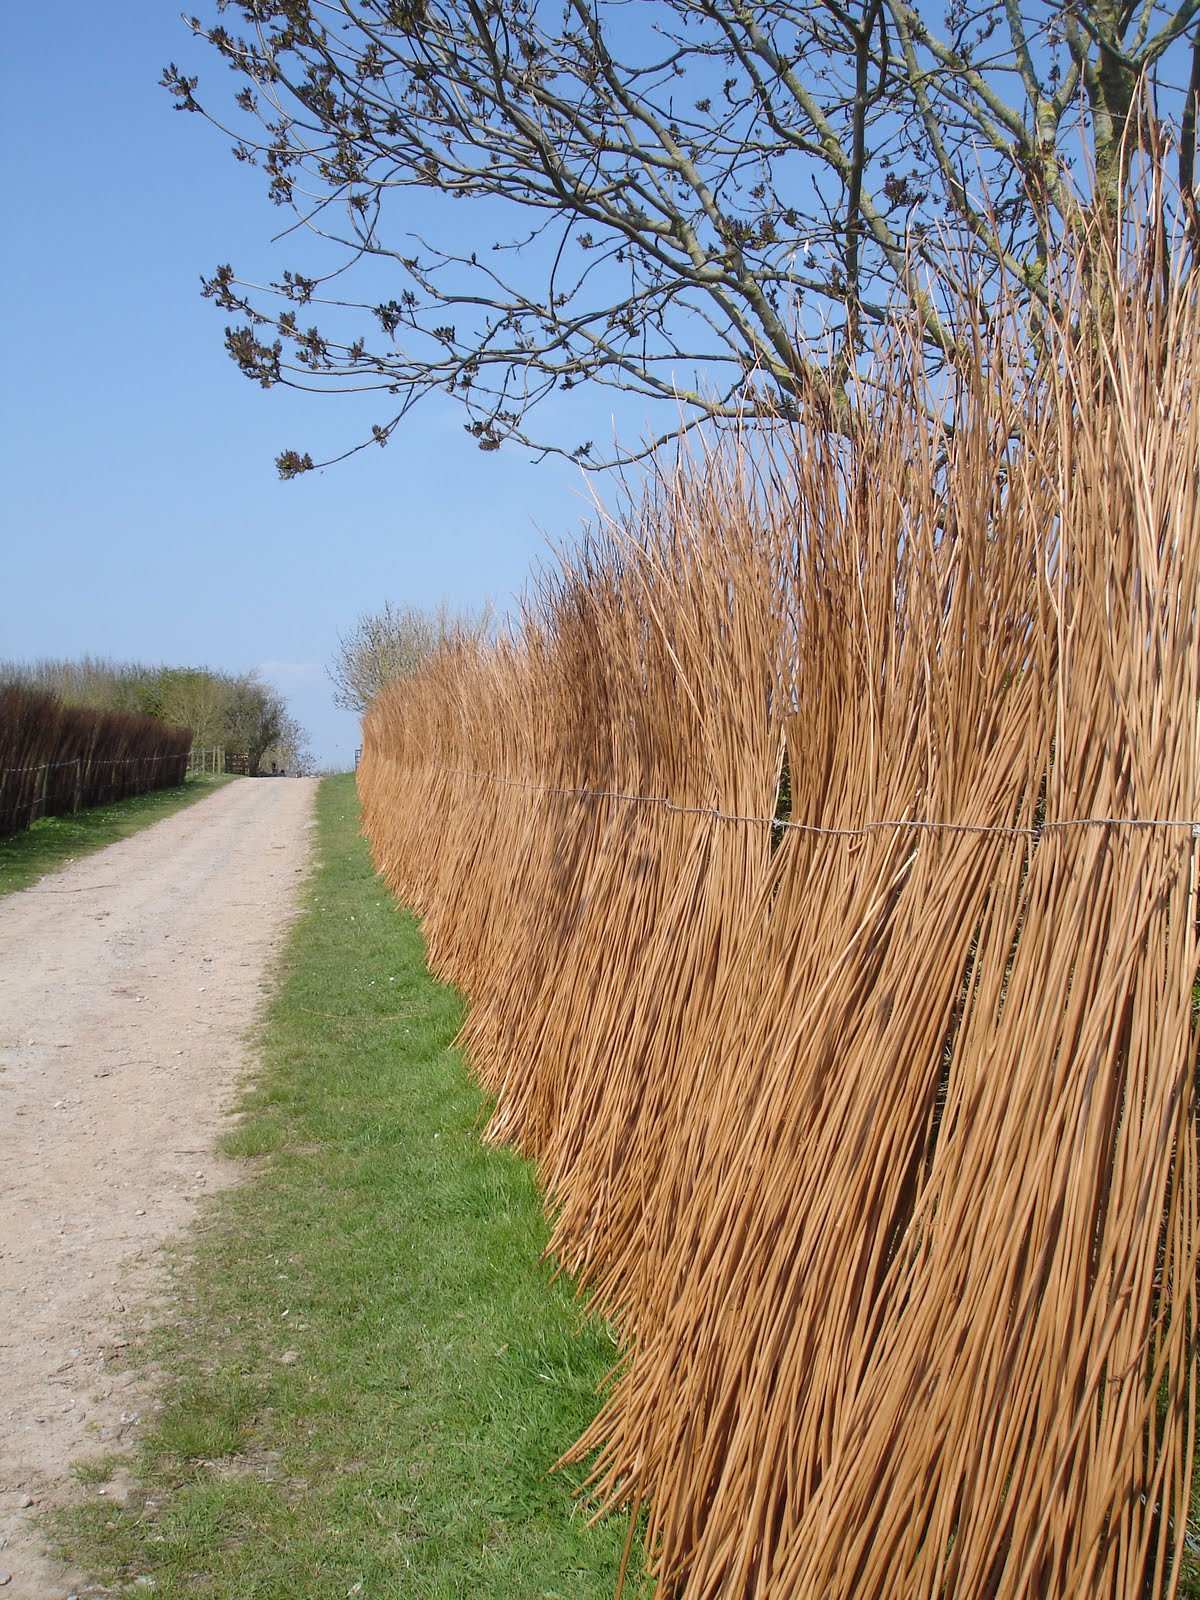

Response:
(0, 777), (318, 1598)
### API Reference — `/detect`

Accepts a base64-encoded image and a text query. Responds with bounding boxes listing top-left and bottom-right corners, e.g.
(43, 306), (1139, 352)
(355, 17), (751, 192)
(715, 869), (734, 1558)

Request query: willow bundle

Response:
(357, 233), (1199, 1598)
(0, 685), (193, 838)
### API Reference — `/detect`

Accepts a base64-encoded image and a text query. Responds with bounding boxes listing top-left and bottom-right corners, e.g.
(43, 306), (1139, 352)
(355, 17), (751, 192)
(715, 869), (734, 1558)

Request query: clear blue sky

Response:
(0, 5), (638, 769)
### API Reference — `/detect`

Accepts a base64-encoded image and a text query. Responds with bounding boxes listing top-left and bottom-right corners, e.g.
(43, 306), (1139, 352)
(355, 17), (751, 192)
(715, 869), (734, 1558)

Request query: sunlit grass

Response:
(56, 773), (644, 1599)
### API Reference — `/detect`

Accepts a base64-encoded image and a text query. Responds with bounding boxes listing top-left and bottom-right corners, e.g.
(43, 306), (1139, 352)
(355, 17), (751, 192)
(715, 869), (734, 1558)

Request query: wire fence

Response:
(1, 684), (196, 840)
(436, 764), (1200, 843)
(0, 751), (193, 838)
(188, 745), (227, 776)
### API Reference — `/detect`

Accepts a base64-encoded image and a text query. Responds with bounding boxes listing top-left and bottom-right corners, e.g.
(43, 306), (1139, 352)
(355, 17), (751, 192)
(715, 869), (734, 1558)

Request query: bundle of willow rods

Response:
(359, 238), (1199, 1598)
(0, 685), (193, 838)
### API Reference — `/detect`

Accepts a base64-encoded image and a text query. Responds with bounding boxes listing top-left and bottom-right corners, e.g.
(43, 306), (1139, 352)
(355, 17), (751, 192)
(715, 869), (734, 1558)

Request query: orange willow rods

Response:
(357, 229), (1199, 1599)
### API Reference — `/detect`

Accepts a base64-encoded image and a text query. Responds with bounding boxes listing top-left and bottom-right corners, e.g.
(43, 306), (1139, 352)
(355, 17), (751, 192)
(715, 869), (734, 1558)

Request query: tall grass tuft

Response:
(358, 216), (1199, 1598)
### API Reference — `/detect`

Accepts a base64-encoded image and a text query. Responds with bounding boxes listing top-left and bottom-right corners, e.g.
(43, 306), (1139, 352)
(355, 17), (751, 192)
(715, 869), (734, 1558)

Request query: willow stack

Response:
(359, 234), (1200, 1598)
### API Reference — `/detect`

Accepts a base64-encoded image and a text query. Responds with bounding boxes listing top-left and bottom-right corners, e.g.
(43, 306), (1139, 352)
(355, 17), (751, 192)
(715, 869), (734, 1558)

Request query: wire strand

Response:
(434, 766), (1200, 841)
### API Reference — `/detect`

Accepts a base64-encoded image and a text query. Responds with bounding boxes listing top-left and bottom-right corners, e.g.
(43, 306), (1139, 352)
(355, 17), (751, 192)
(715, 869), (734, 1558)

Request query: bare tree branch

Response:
(164, 0), (1199, 472)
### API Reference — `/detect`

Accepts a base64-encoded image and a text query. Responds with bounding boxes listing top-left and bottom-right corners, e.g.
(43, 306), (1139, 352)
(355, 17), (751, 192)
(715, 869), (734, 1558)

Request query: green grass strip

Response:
(57, 772), (645, 1600)
(0, 773), (238, 898)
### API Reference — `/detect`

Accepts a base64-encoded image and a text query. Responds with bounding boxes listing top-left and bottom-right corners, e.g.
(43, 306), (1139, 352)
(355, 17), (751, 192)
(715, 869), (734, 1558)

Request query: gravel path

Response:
(0, 777), (318, 1598)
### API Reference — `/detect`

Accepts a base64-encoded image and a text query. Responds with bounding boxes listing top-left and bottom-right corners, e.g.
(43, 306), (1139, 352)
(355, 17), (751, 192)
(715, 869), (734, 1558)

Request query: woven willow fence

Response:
(360, 238), (1199, 1597)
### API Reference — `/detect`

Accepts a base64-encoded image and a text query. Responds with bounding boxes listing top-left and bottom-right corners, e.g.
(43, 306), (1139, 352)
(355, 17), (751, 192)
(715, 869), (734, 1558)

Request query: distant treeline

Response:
(0, 683), (192, 839)
(1, 657), (309, 778)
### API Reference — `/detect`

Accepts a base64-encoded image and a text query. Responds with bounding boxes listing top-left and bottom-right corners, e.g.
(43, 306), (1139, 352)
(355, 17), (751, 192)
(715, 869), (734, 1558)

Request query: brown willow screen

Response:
(359, 240), (1200, 1599)
(0, 686), (193, 840)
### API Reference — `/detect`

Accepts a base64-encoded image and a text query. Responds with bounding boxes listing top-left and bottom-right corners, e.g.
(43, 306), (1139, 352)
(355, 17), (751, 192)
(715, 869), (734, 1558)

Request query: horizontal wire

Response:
(0, 754), (187, 777)
(433, 765), (1200, 841)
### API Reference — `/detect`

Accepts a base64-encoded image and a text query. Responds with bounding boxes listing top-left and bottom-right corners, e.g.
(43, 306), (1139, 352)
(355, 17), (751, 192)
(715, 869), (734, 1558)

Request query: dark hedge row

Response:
(0, 684), (193, 839)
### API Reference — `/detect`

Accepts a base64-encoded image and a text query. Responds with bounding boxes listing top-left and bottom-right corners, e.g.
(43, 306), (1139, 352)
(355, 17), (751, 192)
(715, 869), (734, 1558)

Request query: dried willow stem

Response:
(359, 226), (1199, 1600)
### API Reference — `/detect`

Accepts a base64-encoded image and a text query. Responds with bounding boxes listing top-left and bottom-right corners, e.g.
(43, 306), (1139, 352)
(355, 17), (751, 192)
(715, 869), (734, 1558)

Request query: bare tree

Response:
(166, 1), (1198, 471)
(329, 600), (494, 714)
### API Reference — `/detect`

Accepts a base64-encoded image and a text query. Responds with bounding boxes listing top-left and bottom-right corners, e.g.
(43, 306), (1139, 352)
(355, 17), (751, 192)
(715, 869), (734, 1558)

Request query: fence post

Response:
(73, 757), (83, 814)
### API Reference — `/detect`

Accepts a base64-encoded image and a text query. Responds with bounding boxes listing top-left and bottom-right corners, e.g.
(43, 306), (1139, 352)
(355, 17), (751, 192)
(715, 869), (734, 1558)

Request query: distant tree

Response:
(110, 665), (172, 721)
(1, 656), (140, 713)
(262, 711), (315, 774)
(157, 668), (234, 749)
(166, 1), (1198, 471)
(329, 600), (494, 715)
(222, 673), (289, 775)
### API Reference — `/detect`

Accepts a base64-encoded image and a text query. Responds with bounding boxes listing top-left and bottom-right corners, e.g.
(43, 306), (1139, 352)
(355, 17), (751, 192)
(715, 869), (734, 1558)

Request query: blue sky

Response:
(8, 8), (1192, 771)
(0, 5), (635, 769)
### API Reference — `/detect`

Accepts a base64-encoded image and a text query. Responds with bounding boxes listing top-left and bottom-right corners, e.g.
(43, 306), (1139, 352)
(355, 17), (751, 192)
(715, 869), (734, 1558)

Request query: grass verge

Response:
(0, 773), (238, 898)
(56, 772), (645, 1600)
